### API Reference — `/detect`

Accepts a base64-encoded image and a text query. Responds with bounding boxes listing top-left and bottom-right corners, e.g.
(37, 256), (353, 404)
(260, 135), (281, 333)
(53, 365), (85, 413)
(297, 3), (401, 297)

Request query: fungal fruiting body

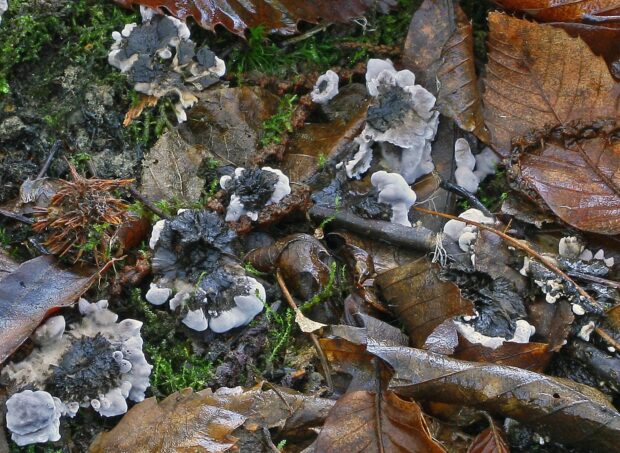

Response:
(5, 390), (62, 446)
(344, 58), (439, 183)
(146, 209), (266, 333)
(2, 300), (152, 444)
(220, 167), (291, 222)
(453, 140), (500, 193)
(370, 171), (416, 227)
(311, 70), (339, 104)
(108, 15), (225, 122)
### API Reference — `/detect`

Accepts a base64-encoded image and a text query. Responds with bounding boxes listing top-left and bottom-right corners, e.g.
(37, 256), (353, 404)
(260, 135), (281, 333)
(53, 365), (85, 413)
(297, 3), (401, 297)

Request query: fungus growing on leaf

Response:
(108, 14), (225, 122)
(311, 70), (339, 104)
(370, 171), (416, 227)
(1, 300), (151, 424)
(343, 58), (439, 184)
(220, 167), (291, 222)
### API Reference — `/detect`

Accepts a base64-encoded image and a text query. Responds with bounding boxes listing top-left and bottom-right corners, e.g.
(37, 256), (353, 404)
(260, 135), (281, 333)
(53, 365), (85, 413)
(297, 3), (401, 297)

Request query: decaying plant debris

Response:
(0, 0), (619, 452)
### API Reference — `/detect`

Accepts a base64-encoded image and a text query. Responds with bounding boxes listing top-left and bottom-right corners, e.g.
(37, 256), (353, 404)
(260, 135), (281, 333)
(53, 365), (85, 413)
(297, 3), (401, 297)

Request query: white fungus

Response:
(370, 171), (416, 227)
(454, 138), (480, 193)
(442, 208), (494, 242)
(559, 236), (584, 259)
(593, 249), (615, 268)
(473, 147), (500, 181)
(311, 70), (339, 104)
(220, 167), (291, 222)
(149, 219), (167, 249)
(2, 300), (152, 420)
(108, 15), (225, 122)
(571, 304), (586, 316)
(5, 390), (62, 446)
(343, 58), (439, 184)
(455, 319), (536, 350)
(182, 308), (209, 331)
(578, 321), (596, 342)
(145, 282), (172, 305)
(0, 0), (7, 24)
(208, 275), (266, 333)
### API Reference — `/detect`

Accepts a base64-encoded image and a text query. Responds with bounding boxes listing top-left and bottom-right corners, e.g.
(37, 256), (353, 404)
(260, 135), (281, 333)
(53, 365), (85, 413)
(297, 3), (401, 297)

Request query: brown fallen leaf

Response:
(113, 0), (396, 36)
(483, 12), (620, 157)
(370, 344), (620, 451)
(375, 257), (474, 347)
(514, 135), (620, 234)
(492, 0), (620, 22)
(0, 255), (95, 364)
(315, 390), (446, 453)
(403, 0), (488, 142)
(90, 385), (335, 453)
(527, 299), (574, 351)
(454, 335), (552, 372)
(467, 418), (510, 453)
(123, 94), (158, 127)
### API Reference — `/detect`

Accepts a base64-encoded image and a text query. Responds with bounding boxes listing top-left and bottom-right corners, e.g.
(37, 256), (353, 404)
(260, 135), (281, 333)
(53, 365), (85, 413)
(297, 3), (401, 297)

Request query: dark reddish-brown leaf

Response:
(403, 0), (488, 142)
(454, 336), (552, 372)
(492, 0), (620, 22)
(375, 257), (474, 347)
(468, 419), (510, 453)
(315, 390), (446, 453)
(483, 12), (620, 157)
(0, 255), (95, 364)
(516, 137), (620, 234)
(114, 0), (396, 36)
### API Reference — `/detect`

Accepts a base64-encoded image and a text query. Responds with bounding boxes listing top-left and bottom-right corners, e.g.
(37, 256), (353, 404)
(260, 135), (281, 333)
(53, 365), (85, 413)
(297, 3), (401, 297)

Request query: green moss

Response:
(264, 305), (294, 364)
(260, 93), (298, 147)
(300, 261), (339, 312)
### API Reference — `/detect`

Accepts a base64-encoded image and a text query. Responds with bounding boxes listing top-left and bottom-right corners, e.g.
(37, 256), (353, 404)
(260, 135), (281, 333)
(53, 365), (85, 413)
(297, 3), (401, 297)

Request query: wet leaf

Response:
(370, 344), (620, 451)
(454, 336), (552, 372)
(515, 136), (620, 234)
(527, 299), (574, 351)
(375, 257), (474, 347)
(315, 390), (446, 453)
(245, 233), (334, 301)
(0, 255), (95, 364)
(114, 0), (396, 36)
(0, 250), (17, 281)
(91, 385), (335, 453)
(467, 419), (510, 453)
(403, 0), (488, 142)
(483, 12), (620, 157)
(492, 0), (620, 22)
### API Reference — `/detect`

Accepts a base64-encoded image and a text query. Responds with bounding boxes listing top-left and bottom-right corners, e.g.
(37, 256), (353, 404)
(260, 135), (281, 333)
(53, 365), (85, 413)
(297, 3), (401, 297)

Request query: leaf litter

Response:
(0, 0), (619, 452)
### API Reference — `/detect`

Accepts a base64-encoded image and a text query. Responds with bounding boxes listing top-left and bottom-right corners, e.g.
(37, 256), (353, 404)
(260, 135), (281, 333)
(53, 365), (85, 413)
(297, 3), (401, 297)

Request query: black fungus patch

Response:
(366, 84), (411, 133)
(226, 168), (279, 212)
(47, 334), (122, 403)
(351, 195), (392, 221)
(152, 210), (238, 282)
(317, 79), (329, 93)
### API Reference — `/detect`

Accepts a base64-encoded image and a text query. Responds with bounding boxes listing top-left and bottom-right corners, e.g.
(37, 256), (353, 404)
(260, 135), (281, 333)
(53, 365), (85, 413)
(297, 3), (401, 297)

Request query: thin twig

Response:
(126, 186), (170, 220)
(262, 427), (281, 453)
(569, 271), (620, 290)
(594, 327), (620, 352)
(0, 208), (34, 224)
(276, 271), (334, 393)
(36, 140), (62, 179)
(413, 206), (602, 310)
(439, 178), (494, 218)
(280, 23), (331, 47)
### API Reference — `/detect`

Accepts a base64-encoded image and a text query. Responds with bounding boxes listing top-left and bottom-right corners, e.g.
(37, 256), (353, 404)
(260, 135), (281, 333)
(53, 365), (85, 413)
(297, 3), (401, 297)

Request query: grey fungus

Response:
(6, 390), (62, 446)
(454, 140), (501, 193)
(343, 58), (439, 184)
(219, 167), (291, 222)
(311, 70), (339, 104)
(108, 14), (225, 123)
(1, 300), (152, 427)
(370, 171), (416, 227)
(146, 209), (266, 333)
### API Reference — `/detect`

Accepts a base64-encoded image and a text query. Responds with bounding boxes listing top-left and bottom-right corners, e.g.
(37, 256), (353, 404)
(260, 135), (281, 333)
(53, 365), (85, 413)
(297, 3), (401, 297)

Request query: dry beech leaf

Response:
(0, 255), (95, 364)
(515, 137), (620, 234)
(315, 390), (446, 453)
(114, 0), (396, 36)
(403, 0), (488, 142)
(454, 336), (552, 373)
(492, 0), (620, 22)
(123, 94), (158, 127)
(375, 257), (474, 347)
(467, 419), (510, 453)
(483, 12), (620, 157)
(371, 344), (620, 451)
(90, 385), (335, 453)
